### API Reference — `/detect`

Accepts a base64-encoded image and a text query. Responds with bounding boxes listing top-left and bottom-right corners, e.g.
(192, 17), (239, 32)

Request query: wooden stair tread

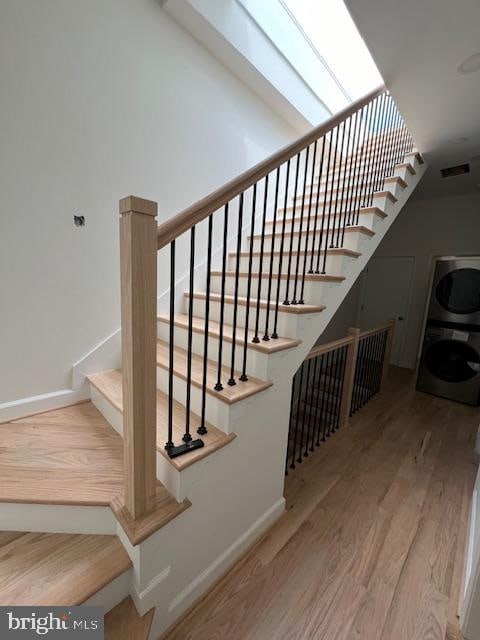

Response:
(188, 290), (326, 314)
(157, 313), (301, 354)
(264, 206), (387, 227)
(111, 482), (190, 546)
(0, 531), (131, 605)
(105, 597), (154, 640)
(299, 175), (407, 200)
(156, 340), (273, 405)
(88, 369), (235, 470)
(281, 190), (397, 214)
(0, 404), (189, 544)
(313, 162), (415, 187)
(249, 225), (375, 241)
(210, 271), (345, 283)
(230, 248), (361, 259)
(0, 403), (124, 506)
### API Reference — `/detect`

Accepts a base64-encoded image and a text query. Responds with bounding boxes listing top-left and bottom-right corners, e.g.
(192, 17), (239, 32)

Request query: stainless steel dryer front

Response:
(416, 324), (480, 405)
(428, 258), (480, 325)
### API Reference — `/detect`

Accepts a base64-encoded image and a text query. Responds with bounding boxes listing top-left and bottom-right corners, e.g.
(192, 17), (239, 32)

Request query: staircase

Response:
(0, 86), (426, 637)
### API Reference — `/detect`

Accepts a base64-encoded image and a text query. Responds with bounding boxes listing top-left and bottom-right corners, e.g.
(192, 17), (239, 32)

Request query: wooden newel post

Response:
(339, 327), (360, 428)
(380, 318), (396, 390)
(119, 195), (158, 520)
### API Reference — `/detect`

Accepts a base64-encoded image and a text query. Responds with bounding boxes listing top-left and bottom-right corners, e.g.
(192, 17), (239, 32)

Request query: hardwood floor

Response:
(163, 367), (479, 640)
(0, 531), (131, 605)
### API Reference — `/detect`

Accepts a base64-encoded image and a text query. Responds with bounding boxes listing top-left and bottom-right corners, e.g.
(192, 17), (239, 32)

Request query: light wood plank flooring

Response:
(0, 402), (189, 544)
(0, 531), (131, 605)
(163, 367), (479, 640)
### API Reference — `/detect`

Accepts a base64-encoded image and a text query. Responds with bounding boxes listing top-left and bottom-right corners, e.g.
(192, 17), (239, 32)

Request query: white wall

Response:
(317, 192), (480, 367)
(165, 0), (335, 134)
(0, 0), (297, 403)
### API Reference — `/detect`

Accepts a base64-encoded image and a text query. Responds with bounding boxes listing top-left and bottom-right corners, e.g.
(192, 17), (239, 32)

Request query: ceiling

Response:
(344, 0), (480, 199)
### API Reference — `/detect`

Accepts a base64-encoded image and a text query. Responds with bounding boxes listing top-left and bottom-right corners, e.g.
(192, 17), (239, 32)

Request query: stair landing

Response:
(0, 402), (189, 543)
(0, 531), (131, 605)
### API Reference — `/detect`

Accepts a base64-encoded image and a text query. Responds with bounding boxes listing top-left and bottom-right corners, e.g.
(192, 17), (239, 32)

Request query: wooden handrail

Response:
(358, 321), (392, 339)
(157, 84), (386, 250)
(306, 335), (354, 360)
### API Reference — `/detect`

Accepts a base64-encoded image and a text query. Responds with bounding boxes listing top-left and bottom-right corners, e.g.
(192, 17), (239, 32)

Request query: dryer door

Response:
(428, 259), (480, 324)
(425, 339), (480, 382)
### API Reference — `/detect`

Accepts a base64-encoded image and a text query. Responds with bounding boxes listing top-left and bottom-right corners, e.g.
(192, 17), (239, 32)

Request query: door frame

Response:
(357, 255), (416, 368)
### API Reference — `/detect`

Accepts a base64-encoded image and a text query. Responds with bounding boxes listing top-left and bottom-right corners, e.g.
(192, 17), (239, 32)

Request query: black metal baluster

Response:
(253, 176), (269, 341)
(314, 353), (326, 446)
(183, 227), (196, 442)
(364, 334), (375, 406)
(351, 338), (364, 415)
(295, 361), (305, 463)
(286, 372), (298, 472)
(323, 126), (340, 268)
(326, 348), (339, 436)
(215, 203), (229, 391)
(299, 141), (318, 302)
(309, 138), (326, 273)
(241, 185), (257, 380)
(264, 168), (281, 339)
(371, 94), (392, 198)
(165, 241), (176, 453)
(321, 351), (332, 440)
(166, 235), (204, 459)
(284, 154), (301, 303)
(335, 116), (352, 247)
(228, 194), (244, 385)
(198, 215), (213, 435)
(340, 110), (361, 245)
(352, 105), (371, 225)
(376, 331), (388, 393)
(368, 93), (388, 206)
(272, 163), (289, 338)
(335, 346), (348, 430)
(374, 332), (384, 395)
(358, 99), (378, 209)
(376, 95), (396, 194)
(315, 128), (335, 274)
(332, 346), (343, 430)
(390, 105), (403, 172)
(302, 358), (313, 458)
(292, 146), (310, 304)
(309, 355), (320, 451)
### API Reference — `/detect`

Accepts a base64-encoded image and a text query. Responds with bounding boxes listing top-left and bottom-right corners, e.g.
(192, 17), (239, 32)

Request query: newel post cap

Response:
(119, 195), (158, 217)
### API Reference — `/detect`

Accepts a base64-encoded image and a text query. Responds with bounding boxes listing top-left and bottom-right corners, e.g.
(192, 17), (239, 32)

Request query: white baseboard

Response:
(0, 387), (89, 423)
(153, 497), (285, 637)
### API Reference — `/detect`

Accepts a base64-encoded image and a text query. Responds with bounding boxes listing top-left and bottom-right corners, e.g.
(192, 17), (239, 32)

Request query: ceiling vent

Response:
(440, 163), (470, 178)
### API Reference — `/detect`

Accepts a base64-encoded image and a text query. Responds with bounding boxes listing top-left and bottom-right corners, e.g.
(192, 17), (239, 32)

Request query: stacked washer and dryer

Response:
(417, 258), (480, 405)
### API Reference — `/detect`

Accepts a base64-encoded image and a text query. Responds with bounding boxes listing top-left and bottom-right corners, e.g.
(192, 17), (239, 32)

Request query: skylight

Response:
(280, 0), (383, 101)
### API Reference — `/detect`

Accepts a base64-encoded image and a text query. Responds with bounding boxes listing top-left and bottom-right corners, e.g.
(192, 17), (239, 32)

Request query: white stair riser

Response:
(157, 320), (269, 380)
(156, 366), (238, 431)
(89, 382), (195, 502)
(249, 229), (364, 254)
(185, 294), (305, 338)
(293, 178), (400, 203)
(228, 253), (353, 276)
(208, 274), (339, 306)
(283, 188), (398, 218)
(265, 210), (384, 234)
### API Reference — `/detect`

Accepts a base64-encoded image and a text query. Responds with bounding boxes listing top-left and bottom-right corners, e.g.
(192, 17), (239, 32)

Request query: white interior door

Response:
(358, 256), (415, 367)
